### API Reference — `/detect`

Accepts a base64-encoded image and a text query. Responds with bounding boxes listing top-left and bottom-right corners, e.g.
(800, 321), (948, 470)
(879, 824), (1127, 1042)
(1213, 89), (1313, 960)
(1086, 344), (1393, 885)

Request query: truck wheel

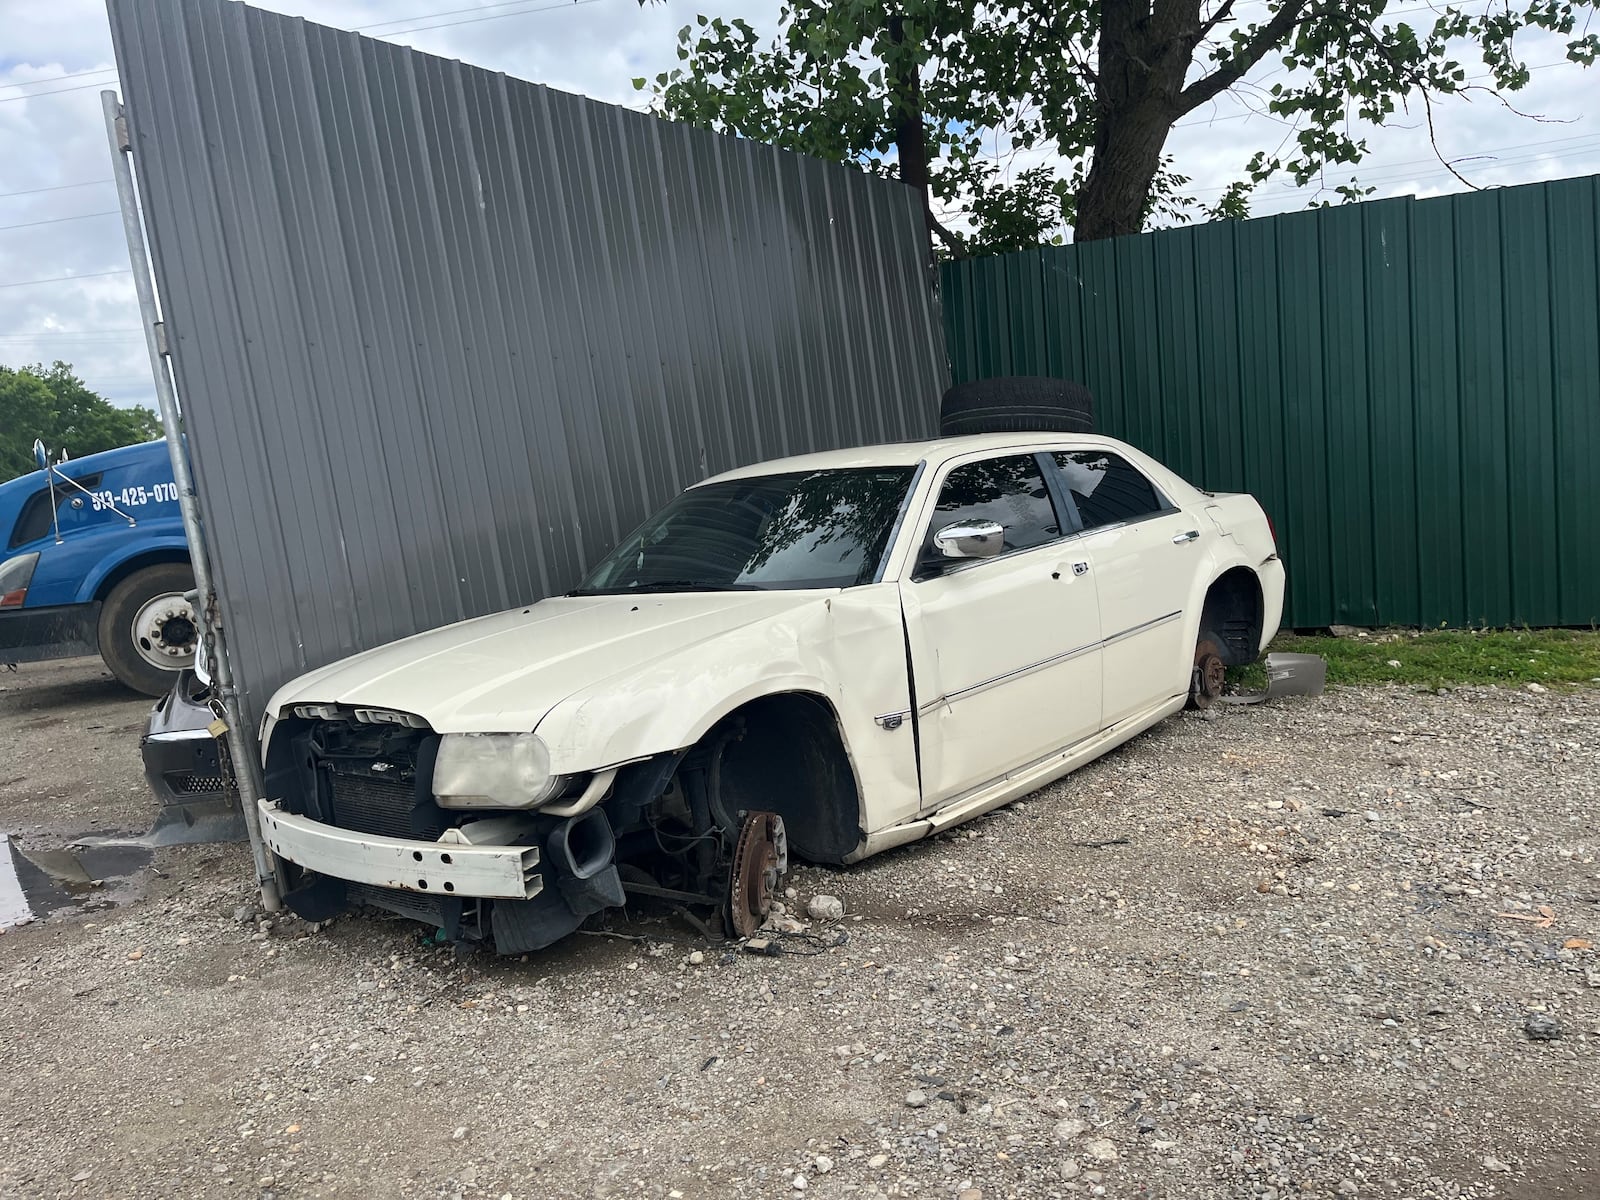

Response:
(99, 563), (198, 696)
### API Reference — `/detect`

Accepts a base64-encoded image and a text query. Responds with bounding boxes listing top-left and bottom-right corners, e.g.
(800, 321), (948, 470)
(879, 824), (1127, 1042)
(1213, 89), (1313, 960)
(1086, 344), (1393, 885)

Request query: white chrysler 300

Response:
(259, 432), (1283, 952)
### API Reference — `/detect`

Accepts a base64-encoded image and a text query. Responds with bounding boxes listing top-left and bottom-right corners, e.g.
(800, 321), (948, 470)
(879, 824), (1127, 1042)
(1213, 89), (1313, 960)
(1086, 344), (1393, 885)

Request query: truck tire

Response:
(99, 563), (198, 696)
(939, 376), (1095, 436)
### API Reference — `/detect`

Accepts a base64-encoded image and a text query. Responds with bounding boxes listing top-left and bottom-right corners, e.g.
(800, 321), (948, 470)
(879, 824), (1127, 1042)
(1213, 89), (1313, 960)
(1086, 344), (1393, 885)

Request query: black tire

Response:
(939, 376), (1095, 436)
(98, 562), (198, 696)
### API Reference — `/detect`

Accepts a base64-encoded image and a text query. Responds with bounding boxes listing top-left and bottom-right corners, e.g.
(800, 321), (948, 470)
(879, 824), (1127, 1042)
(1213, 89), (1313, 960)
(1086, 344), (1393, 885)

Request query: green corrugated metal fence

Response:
(940, 174), (1600, 629)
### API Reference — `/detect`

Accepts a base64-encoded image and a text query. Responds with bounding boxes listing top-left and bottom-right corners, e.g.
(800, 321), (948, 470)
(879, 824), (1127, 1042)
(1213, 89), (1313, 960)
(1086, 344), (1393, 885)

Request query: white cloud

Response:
(2, 0), (1594, 418)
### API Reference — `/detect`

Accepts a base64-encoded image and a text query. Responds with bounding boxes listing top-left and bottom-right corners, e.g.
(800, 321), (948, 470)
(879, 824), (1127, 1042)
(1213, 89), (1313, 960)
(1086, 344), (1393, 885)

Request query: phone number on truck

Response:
(89, 482), (181, 510)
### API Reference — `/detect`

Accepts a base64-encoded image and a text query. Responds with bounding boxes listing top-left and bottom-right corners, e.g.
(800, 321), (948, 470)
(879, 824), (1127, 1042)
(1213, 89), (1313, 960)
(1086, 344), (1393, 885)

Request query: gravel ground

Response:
(1, 674), (1596, 1200)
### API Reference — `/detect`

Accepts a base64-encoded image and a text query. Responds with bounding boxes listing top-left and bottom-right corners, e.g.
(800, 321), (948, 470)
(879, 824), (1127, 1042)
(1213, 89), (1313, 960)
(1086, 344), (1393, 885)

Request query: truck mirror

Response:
(33, 439), (49, 472)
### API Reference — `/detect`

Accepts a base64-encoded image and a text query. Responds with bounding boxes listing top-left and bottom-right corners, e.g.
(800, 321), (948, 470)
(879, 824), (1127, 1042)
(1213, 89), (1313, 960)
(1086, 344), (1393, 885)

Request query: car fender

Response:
(534, 585), (923, 834)
(1180, 542), (1283, 668)
(535, 615), (848, 772)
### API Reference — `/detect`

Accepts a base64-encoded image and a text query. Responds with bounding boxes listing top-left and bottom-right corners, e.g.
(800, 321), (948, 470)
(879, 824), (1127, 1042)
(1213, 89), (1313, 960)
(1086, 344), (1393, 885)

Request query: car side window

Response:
(919, 454), (1060, 571)
(1052, 451), (1168, 531)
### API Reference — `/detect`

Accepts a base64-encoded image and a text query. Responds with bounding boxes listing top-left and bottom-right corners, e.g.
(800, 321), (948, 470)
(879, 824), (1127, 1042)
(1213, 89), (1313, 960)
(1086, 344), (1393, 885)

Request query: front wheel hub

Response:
(727, 811), (789, 939)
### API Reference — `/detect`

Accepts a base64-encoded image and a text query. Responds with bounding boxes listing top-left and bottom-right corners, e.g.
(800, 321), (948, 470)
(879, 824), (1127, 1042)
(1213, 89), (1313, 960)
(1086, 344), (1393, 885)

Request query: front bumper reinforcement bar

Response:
(258, 800), (543, 899)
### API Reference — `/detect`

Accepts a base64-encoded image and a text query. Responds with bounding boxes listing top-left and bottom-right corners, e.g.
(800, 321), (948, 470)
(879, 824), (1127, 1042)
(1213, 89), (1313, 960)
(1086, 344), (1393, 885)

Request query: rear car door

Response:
(899, 452), (1103, 808)
(1050, 448), (1202, 726)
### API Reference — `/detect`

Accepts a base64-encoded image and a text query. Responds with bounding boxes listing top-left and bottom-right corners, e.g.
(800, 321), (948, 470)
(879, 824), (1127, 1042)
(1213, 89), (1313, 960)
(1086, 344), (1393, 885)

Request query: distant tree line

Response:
(0, 362), (161, 481)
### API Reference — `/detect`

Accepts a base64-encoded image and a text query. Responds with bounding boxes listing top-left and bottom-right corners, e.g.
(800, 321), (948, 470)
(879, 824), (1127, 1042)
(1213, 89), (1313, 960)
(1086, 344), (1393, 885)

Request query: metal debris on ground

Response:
(1222, 652), (1329, 705)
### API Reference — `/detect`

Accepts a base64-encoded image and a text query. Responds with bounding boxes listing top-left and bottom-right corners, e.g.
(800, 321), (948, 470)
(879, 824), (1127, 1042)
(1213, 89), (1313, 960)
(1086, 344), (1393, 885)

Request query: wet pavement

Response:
(0, 831), (153, 931)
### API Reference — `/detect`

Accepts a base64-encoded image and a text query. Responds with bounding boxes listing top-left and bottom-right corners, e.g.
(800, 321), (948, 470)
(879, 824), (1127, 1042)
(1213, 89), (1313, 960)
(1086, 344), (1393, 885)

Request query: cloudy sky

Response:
(2, 0), (1595, 415)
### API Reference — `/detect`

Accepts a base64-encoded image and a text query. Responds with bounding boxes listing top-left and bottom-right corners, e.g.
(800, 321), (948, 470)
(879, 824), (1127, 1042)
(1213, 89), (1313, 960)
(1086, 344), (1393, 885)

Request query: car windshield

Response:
(574, 467), (915, 594)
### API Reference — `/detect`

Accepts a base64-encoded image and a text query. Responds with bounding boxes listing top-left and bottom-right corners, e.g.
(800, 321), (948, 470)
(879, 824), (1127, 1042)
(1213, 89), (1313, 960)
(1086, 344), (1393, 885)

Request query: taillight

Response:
(1258, 501), (1277, 548)
(0, 552), (40, 608)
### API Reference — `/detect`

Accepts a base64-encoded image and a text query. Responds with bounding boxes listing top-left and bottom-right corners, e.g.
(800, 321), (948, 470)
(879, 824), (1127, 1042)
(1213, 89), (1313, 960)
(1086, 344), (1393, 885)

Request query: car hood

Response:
(265, 591), (828, 734)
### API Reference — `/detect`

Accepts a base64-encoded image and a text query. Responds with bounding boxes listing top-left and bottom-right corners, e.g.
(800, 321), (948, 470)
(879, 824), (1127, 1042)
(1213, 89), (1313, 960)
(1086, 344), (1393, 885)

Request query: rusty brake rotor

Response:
(727, 811), (789, 939)
(1190, 637), (1227, 710)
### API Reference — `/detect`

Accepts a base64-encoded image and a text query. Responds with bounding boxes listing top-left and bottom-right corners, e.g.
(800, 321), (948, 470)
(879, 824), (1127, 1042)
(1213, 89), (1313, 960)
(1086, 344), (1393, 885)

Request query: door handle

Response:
(1173, 529), (1200, 544)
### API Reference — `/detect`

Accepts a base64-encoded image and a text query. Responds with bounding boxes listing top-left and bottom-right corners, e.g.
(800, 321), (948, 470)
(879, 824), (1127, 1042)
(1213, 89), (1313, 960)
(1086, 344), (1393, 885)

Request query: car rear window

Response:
(1052, 451), (1167, 530)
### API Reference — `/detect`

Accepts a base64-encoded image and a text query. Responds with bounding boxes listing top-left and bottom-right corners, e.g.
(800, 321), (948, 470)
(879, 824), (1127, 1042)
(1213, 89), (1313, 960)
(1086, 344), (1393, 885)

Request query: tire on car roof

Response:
(938, 375), (1095, 436)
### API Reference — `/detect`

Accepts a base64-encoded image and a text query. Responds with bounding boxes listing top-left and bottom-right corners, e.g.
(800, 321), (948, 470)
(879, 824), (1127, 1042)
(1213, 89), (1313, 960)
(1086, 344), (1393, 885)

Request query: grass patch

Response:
(1226, 628), (1600, 691)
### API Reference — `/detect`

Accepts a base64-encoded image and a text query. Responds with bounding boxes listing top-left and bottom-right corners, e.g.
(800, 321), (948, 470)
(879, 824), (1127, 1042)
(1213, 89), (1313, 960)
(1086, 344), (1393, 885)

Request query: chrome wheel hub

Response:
(132, 591), (198, 671)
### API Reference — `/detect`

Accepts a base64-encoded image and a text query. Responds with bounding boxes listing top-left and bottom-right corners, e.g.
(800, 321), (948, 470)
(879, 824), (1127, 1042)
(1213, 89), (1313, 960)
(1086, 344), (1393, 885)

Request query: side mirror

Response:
(932, 519), (1005, 560)
(33, 439), (49, 472)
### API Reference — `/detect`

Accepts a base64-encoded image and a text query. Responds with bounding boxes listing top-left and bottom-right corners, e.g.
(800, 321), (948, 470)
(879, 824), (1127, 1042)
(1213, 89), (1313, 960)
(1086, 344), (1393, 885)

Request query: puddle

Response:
(0, 832), (152, 931)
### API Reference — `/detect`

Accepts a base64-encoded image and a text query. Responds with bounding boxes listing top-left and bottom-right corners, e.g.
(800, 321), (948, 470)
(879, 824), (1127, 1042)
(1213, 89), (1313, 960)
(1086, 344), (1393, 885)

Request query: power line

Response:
(0, 66), (117, 93)
(1188, 130), (1600, 197)
(0, 332), (146, 341)
(0, 0), (612, 107)
(0, 268), (132, 291)
(0, 179), (115, 200)
(352, 0), (595, 34)
(355, 0), (607, 39)
(0, 78), (117, 105)
(0, 210), (121, 233)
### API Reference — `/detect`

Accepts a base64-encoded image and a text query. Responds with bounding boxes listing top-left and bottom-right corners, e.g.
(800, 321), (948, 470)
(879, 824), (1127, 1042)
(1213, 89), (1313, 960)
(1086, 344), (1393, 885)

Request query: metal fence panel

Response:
(107, 0), (947, 729)
(941, 176), (1600, 628)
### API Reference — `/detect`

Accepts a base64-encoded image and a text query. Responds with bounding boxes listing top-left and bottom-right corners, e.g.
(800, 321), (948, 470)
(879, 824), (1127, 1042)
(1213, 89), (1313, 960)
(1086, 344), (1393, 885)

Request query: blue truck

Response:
(0, 439), (196, 696)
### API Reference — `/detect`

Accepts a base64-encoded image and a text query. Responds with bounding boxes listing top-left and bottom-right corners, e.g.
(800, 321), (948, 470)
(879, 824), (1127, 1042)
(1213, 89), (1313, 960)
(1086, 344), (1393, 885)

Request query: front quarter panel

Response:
(533, 585), (923, 835)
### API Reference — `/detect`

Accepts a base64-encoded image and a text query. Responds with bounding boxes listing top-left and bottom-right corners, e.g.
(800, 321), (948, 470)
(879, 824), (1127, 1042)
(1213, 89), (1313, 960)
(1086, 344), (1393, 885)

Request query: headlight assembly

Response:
(432, 732), (562, 809)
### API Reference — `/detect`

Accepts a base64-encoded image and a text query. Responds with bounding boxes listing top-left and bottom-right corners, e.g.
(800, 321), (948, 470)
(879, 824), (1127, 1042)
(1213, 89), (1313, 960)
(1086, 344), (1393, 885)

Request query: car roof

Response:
(700, 432), (1135, 485)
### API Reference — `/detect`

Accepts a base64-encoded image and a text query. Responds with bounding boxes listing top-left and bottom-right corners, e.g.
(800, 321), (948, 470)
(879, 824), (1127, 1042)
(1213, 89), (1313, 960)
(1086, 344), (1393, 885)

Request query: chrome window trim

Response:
(871, 460), (927, 584)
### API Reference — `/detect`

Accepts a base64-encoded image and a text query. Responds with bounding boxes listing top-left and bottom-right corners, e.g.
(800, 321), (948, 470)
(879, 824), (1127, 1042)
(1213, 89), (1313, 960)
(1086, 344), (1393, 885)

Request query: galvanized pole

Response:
(101, 90), (283, 911)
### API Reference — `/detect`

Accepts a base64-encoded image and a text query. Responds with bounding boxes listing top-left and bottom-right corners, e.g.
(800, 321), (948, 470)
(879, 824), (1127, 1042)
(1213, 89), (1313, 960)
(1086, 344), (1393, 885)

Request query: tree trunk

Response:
(1073, 102), (1175, 241)
(1073, 0), (1200, 242)
(887, 13), (964, 256)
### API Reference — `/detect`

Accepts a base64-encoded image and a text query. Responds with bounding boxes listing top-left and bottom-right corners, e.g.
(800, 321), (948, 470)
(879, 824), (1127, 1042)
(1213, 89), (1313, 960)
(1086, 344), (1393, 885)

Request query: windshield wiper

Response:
(566, 580), (767, 597)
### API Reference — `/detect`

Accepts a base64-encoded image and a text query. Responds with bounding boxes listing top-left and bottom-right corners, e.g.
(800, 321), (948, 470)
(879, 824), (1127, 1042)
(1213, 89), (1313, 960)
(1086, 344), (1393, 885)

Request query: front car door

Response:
(1050, 448), (1203, 726)
(898, 451), (1104, 809)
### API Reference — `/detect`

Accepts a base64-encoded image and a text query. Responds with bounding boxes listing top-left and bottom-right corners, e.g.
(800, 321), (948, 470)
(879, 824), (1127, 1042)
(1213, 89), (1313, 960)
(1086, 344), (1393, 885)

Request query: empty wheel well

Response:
(709, 692), (863, 865)
(1200, 568), (1265, 666)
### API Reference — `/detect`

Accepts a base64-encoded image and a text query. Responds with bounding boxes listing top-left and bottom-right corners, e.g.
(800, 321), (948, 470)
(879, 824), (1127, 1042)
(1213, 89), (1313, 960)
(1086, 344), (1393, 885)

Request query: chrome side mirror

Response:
(933, 519), (1005, 560)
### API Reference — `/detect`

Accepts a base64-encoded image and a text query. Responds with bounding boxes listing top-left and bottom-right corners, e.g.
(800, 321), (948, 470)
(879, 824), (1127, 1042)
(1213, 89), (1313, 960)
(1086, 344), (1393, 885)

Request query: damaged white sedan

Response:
(259, 432), (1283, 952)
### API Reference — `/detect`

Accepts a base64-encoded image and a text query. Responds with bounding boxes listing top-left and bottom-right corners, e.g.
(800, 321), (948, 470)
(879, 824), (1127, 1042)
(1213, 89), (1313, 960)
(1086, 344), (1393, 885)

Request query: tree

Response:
(641, 2), (1599, 251)
(0, 362), (161, 481)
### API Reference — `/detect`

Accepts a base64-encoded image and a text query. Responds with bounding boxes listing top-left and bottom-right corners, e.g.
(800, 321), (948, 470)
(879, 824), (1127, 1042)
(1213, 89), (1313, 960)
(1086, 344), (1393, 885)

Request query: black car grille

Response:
(327, 768), (444, 840)
(169, 772), (225, 796)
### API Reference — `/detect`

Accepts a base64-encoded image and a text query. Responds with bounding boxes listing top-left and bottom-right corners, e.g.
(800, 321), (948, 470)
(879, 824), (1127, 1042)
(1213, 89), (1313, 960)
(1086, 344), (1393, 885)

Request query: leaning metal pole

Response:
(101, 90), (282, 911)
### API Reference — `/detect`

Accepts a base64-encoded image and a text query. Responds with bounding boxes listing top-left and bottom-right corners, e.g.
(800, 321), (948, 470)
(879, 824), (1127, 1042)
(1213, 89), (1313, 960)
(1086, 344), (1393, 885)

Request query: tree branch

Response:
(1177, 0), (1317, 114)
(928, 209), (968, 256)
(1421, 87), (1478, 190)
(1197, 0), (1240, 40)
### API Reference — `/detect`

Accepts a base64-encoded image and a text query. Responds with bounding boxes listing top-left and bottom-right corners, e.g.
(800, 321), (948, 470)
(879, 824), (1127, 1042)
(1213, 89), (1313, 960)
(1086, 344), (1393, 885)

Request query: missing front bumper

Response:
(257, 799), (543, 899)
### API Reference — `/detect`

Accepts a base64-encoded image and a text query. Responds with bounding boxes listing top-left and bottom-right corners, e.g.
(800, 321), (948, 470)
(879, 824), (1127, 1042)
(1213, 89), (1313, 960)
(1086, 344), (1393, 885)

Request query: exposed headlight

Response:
(0, 552), (40, 608)
(432, 732), (562, 809)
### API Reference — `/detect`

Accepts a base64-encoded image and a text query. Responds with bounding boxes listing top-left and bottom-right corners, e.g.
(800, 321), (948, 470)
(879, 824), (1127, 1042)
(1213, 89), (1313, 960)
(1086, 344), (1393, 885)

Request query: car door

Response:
(1049, 448), (1201, 727)
(899, 452), (1104, 809)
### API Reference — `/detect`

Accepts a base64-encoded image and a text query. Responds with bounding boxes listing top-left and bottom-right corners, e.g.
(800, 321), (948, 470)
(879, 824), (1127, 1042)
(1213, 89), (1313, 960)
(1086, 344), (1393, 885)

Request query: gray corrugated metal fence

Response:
(108, 0), (947, 730)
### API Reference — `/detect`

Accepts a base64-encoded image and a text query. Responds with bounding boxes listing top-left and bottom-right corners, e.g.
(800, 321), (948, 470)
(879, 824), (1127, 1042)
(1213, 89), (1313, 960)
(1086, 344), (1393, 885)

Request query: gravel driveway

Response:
(1, 673), (1595, 1200)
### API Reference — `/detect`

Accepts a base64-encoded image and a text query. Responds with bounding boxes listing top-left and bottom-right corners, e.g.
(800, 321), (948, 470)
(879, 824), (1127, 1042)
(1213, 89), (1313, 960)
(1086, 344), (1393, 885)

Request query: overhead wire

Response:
(0, 179), (116, 200)
(0, 210), (122, 232)
(0, 269), (132, 291)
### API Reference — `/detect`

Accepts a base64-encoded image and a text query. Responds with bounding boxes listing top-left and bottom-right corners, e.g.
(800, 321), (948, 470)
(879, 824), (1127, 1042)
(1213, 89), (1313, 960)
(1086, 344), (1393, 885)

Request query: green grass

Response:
(1225, 628), (1600, 691)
